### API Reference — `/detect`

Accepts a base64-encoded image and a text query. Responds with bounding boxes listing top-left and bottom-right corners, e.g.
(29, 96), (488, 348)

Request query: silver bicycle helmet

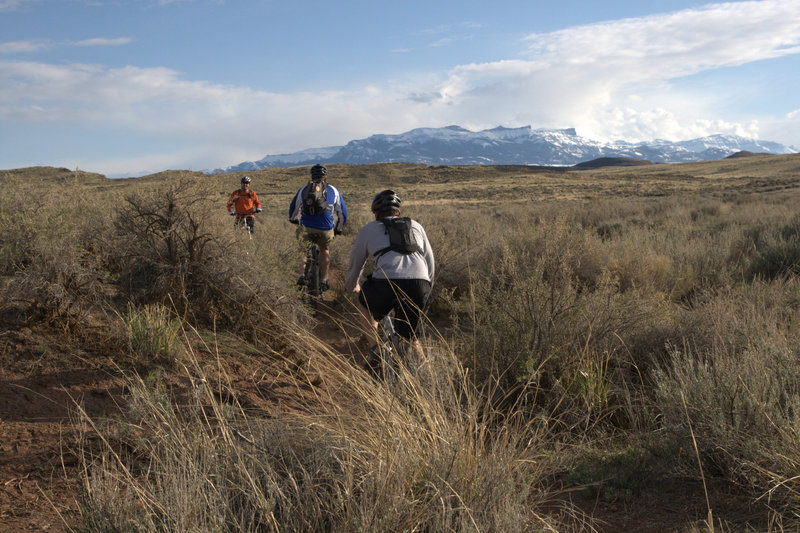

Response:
(371, 189), (401, 213)
(241, 175), (252, 184)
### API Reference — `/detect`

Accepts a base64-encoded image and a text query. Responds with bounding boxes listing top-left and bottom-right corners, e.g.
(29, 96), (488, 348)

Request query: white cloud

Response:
(428, 37), (454, 48)
(0, 36), (132, 55)
(0, 0), (37, 10)
(521, 0), (800, 77)
(0, 39), (47, 53)
(0, 60), (409, 168)
(760, 109), (800, 150)
(71, 37), (133, 47)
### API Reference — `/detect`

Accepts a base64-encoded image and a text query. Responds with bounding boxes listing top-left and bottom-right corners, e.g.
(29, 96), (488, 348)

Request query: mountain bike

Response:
(232, 211), (257, 239)
(366, 310), (406, 382)
(299, 241), (322, 306)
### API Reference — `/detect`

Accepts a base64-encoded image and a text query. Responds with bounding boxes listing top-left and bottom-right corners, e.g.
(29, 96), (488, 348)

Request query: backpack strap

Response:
(372, 219), (391, 258)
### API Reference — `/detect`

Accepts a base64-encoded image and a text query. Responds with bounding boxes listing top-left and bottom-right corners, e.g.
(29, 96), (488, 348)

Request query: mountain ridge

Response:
(213, 125), (797, 173)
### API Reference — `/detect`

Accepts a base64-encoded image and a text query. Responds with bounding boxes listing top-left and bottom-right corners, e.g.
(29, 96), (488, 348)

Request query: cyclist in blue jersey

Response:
(288, 164), (348, 292)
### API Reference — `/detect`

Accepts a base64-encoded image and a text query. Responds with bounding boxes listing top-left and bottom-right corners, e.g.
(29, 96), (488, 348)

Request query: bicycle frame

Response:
(233, 212), (256, 239)
(379, 312), (398, 349)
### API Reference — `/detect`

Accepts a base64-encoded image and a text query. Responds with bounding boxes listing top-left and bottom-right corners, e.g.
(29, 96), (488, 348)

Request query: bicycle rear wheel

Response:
(304, 244), (320, 299)
(369, 313), (404, 382)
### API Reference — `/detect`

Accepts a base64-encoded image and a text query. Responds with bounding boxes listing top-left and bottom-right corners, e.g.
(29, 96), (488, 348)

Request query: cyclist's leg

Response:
(319, 246), (330, 286)
(246, 216), (255, 233)
(307, 245), (321, 296)
(304, 228), (334, 287)
(357, 278), (398, 376)
(390, 280), (429, 338)
(357, 277), (394, 345)
(295, 226), (308, 284)
(391, 279), (432, 366)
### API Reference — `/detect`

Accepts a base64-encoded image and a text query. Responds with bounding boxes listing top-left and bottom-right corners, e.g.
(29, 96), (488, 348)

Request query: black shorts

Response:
(358, 277), (432, 339)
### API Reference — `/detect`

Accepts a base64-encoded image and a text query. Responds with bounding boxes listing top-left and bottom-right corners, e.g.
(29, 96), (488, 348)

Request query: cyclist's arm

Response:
(252, 191), (262, 209)
(334, 189), (348, 230)
(226, 191), (237, 211)
(288, 188), (303, 222)
(418, 224), (435, 282)
(344, 227), (370, 291)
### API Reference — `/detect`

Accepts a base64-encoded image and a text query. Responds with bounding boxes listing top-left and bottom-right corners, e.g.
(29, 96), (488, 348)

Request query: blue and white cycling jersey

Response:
(288, 182), (348, 231)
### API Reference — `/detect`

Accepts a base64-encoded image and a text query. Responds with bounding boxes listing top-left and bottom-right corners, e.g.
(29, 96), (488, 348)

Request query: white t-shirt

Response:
(344, 217), (435, 291)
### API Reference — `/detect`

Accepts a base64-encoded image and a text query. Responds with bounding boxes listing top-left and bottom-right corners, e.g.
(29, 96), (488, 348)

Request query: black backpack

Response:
(302, 180), (330, 216)
(373, 217), (423, 258)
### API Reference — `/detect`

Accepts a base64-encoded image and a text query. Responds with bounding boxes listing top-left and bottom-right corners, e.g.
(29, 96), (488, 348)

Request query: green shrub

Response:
(456, 215), (672, 432)
(744, 217), (800, 280)
(565, 446), (652, 501)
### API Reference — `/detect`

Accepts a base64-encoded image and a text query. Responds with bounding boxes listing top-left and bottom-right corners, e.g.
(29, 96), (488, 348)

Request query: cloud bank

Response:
(432, 0), (800, 141)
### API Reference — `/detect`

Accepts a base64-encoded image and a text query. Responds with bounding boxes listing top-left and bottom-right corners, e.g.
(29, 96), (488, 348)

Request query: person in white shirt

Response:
(345, 189), (434, 365)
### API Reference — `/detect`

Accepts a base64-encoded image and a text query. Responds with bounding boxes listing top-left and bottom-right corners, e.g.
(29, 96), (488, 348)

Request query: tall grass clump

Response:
(76, 324), (577, 532)
(653, 277), (800, 507)
(742, 215), (800, 280)
(0, 173), (114, 328)
(124, 302), (182, 369)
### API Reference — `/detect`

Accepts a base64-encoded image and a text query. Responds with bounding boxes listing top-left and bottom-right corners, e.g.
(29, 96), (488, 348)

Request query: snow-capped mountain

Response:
(214, 126), (796, 173)
(224, 145), (341, 172)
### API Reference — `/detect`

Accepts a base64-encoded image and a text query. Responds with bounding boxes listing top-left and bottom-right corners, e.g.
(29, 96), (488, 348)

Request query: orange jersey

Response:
(227, 188), (262, 215)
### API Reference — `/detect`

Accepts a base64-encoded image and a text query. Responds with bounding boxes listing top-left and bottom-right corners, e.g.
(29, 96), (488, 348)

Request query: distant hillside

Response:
(725, 151), (772, 159)
(7, 154), (800, 196)
(0, 166), (108, 186)
(573, 157), (654, 170)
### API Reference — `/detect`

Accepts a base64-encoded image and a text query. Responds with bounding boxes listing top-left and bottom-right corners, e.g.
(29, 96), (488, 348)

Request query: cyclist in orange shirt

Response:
(226, 176), (262, 233)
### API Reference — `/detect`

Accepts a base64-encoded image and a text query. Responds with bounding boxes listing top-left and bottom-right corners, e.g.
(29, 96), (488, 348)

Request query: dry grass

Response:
(75, 325), (575, 532)
(4, 156), (800, 530)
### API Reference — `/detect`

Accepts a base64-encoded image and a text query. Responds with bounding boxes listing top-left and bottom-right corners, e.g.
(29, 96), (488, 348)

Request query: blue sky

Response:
(1, 0), (799, 177)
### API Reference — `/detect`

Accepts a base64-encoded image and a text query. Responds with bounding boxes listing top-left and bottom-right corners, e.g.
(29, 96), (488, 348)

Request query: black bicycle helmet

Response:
(371, 189), (401, 213)
(241, 175), (252, 184)
(310, 164), (327, 180)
